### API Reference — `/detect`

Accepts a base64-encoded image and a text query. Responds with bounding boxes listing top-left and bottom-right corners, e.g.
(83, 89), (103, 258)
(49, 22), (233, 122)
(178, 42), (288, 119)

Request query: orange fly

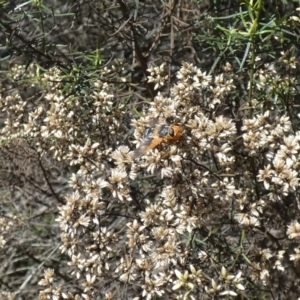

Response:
(134, 120), (183, 159)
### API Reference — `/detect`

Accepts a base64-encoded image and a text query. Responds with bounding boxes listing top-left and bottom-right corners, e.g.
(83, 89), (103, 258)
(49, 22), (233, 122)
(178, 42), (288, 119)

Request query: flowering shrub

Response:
(0, 57), (299, 299)
(1, 1), (300, 299)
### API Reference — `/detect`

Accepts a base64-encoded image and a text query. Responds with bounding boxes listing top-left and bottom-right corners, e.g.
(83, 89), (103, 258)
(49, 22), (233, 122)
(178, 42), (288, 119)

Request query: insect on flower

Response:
(134, 119), (183, 159)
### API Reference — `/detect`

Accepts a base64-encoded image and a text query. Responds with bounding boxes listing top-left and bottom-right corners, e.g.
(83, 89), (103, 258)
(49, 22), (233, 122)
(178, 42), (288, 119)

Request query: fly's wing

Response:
(134, 136), (163, 159)
(147, 118), (161, 127)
